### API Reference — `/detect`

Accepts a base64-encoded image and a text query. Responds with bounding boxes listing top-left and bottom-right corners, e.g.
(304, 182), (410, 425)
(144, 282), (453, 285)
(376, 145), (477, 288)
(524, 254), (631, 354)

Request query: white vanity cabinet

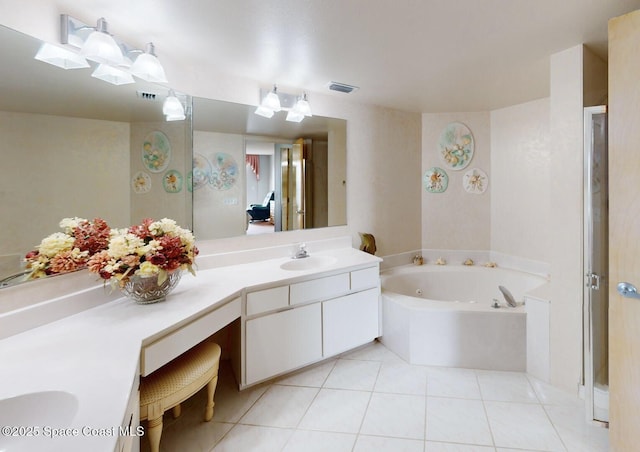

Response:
(243, 264), (380, 386)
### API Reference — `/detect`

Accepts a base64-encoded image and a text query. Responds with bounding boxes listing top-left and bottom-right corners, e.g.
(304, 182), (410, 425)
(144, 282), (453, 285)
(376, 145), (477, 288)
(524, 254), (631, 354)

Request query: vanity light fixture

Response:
(254, 85), (282, 118)
(80, 17), (124, 66)
(163, 89), (186, 121)
(129, 43), (168, 83)
(34, 42), (90, 69)
(255, 86), (312, 122)
(286, 92), (312, 122)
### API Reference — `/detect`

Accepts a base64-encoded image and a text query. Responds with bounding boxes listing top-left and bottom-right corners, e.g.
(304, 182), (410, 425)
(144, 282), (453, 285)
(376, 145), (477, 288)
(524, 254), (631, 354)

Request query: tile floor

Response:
(140, 341), (609, 452)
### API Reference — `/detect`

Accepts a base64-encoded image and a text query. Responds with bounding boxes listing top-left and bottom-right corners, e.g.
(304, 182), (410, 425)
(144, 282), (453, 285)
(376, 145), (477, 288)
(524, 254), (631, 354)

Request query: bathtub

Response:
(380, 265), (547, 371)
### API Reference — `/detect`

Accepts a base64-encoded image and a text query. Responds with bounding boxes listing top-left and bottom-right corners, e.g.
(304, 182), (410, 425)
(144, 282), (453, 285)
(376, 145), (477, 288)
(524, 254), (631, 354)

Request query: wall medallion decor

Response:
(192, 153), (212, 191)
(209, 152), (238, 190)
(438, 122), (474, 170)
(132, 171), (152, 194)
(163, 169), (183, 193)
(424, 167), (449, 193)
(463, 168), (488, 194)
(142, 130), (172, 173)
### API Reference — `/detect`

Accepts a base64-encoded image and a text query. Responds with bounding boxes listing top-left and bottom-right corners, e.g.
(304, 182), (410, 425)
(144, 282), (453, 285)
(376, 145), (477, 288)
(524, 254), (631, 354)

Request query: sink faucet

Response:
(292, 243), (309, 259)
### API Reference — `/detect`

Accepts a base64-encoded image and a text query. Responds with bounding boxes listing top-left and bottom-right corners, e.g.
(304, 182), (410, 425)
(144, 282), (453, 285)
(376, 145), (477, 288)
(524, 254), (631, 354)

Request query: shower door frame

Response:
(582, 105), (609, 426)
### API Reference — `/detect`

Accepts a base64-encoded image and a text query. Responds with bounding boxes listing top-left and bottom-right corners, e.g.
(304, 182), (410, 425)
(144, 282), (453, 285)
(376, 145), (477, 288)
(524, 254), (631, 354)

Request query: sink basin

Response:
(0, 391), (78, 451)
(280, 255), (337, 271)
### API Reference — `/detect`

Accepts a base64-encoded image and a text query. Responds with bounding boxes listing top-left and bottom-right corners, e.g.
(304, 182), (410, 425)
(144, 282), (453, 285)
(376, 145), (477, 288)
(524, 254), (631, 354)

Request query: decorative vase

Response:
(121, 271), (182, 304)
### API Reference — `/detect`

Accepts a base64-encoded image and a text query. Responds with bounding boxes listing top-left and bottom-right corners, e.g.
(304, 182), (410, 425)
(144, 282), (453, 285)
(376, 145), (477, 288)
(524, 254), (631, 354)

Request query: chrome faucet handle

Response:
(292, 242), (309, 259)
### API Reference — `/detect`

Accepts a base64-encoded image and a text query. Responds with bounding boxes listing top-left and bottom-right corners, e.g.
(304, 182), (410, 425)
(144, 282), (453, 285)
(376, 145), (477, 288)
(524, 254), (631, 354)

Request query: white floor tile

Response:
(282, 430), (356, 452)
(360, 392), (426, 439)
(298, 388), (371, 433)
(323, 359), (381, 391)
(211, 366), (269, 423)
(151, 343), (608, 452)
(276, 359), (337, 387)
(477, 371), (539, 403)
(484, 401), (565, 451)
(426, 367), (482, 399)
(426, 397), (493, 446)
(426, 442), (496, 451)
(354, 435), (425, 452)
(339, 340), (404, 362)
(212, 424), (293, 452)
(239, 385), (318, 428)
(375, 361), (428, 395)
(544, 404), (609, 452)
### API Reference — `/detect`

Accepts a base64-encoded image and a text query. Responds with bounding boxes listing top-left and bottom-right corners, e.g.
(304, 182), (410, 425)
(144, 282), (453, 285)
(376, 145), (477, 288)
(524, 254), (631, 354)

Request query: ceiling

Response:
(46, 0), (640, 113)
(43, 0), (640, 112)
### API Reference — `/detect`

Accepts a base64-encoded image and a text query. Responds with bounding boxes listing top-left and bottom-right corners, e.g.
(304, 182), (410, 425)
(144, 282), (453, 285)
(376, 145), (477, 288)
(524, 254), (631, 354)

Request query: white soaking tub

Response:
(380, 265), (547, 371)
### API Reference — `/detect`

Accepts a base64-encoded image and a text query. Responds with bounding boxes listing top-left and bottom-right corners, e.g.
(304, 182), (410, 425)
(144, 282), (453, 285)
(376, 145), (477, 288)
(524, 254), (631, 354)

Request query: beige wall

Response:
(490, 98), (551, 263)
(422, 112), (491, 251)
(0, 111), (130, 269)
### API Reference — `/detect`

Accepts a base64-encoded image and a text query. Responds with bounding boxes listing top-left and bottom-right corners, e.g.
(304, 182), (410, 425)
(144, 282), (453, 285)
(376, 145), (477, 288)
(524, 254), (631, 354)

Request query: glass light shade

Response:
(262, 91), (281, 112)
(80, 20), (124, 65)
(34, 43), (89, 69)
(286, 109), (305, 123)
(294, 99), (312, 117)
(166, 113), (186, 121)
(254, 105), (275, 118)
(163, 93), (185, 117)
(130, 52), (168, 83)
(91, 64), (135, 85)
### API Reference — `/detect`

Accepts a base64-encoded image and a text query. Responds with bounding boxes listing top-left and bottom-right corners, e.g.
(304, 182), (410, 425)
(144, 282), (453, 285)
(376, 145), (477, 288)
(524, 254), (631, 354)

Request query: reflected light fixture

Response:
(91, 63), (135, 85)
(163, 89), (186, 121)
(34, 42), (90, 69)
(294, 92), (312, 117)
(80, 17), (124, 66)
(254, 85), (281, 118)
(130, 42), (168, 83)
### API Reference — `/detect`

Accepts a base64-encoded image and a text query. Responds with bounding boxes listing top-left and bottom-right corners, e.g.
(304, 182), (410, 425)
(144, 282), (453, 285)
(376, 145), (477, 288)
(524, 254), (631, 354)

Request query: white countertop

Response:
(0, 246), (380, 452)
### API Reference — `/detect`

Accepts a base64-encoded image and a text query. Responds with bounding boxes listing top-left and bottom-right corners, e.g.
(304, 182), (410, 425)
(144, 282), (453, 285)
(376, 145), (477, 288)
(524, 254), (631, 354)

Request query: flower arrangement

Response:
(87, 218), (198, 287)
(24, 217), (111, 279)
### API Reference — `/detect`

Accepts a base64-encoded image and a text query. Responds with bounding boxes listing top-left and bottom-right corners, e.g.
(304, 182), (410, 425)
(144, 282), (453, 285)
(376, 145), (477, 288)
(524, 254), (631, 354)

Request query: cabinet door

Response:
(246, 303), (322, 385)
(323, 288), (380, 357)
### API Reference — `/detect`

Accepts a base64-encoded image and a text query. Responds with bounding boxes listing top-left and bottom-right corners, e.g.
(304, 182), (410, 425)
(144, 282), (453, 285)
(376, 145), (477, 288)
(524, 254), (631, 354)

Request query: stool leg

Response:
(146, 416), (163, 452)
(172, 404), (182, 419)
(204, 376), (218, 421)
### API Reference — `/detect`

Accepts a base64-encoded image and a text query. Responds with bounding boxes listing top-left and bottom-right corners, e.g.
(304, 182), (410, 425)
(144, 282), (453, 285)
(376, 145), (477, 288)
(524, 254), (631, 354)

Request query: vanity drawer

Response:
(141, 297), (241, 376)
(289, 273), (350, 305)
(350, 266), (380, 291)
(246, 286), (289, 316)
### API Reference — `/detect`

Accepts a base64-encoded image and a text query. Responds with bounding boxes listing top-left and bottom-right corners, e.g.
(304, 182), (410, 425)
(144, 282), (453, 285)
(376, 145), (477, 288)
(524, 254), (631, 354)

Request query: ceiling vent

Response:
(136, 90), (160, 101)
(327, 81), (359, 94)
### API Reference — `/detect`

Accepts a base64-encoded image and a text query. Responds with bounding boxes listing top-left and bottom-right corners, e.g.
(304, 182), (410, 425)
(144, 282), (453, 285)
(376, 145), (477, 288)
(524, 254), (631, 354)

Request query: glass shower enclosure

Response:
(583, 105), (609, 425)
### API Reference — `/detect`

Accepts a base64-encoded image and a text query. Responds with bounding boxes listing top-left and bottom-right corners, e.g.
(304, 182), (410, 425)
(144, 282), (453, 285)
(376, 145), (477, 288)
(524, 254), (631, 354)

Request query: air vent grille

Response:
(328, 81), (359, 94)
(136, 90), (160, 101)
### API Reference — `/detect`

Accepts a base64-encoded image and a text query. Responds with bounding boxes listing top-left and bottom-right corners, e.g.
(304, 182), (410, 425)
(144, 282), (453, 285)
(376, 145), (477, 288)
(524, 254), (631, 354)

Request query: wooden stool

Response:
(140, 341), (221, 452)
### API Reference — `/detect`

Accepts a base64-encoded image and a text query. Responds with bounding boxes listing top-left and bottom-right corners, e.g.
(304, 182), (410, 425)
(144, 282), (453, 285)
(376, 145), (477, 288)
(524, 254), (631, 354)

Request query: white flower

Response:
(137, 261), (160, 276)
(108, 232), (145, 259)
(59, 217), (87, 234)
(149, 218), (178, 236)
(38, 232), (75, 257)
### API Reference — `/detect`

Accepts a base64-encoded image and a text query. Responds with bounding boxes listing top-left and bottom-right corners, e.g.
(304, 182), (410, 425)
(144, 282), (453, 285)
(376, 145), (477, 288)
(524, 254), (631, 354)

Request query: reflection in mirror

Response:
(0, 25), (191, 285)
(192, 97), (346, 241)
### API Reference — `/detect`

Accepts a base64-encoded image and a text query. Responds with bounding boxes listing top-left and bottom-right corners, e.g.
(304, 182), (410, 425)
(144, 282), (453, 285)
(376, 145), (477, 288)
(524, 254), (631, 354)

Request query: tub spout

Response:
(498, 285), (517, 307)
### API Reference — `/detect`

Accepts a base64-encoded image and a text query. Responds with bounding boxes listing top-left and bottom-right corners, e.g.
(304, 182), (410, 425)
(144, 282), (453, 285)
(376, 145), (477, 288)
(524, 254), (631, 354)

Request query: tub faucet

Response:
(292, 243), (309, 259)
(498, 285), (517, 307)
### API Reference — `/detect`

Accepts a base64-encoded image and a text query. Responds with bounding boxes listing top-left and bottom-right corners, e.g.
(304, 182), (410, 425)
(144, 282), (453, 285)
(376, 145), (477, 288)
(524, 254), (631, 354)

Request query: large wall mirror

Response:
(0, 23), (347, 285)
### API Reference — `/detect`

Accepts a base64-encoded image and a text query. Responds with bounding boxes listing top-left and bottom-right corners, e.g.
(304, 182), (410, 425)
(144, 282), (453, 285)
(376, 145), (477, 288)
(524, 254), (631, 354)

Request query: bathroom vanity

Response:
(0, 238), (381, 452)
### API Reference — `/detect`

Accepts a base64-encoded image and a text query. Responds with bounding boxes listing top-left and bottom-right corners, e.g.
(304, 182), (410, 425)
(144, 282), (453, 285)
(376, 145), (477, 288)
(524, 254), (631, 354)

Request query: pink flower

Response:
(49, 250), (86, 274)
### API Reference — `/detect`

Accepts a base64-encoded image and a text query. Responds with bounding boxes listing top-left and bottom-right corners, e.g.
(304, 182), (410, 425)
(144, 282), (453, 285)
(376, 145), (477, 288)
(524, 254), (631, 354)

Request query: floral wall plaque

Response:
(424, 167), (449, 193)
(142, 130), (172, 173)
(463, 168), (488, 194)
(438, 122), (474, 170)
